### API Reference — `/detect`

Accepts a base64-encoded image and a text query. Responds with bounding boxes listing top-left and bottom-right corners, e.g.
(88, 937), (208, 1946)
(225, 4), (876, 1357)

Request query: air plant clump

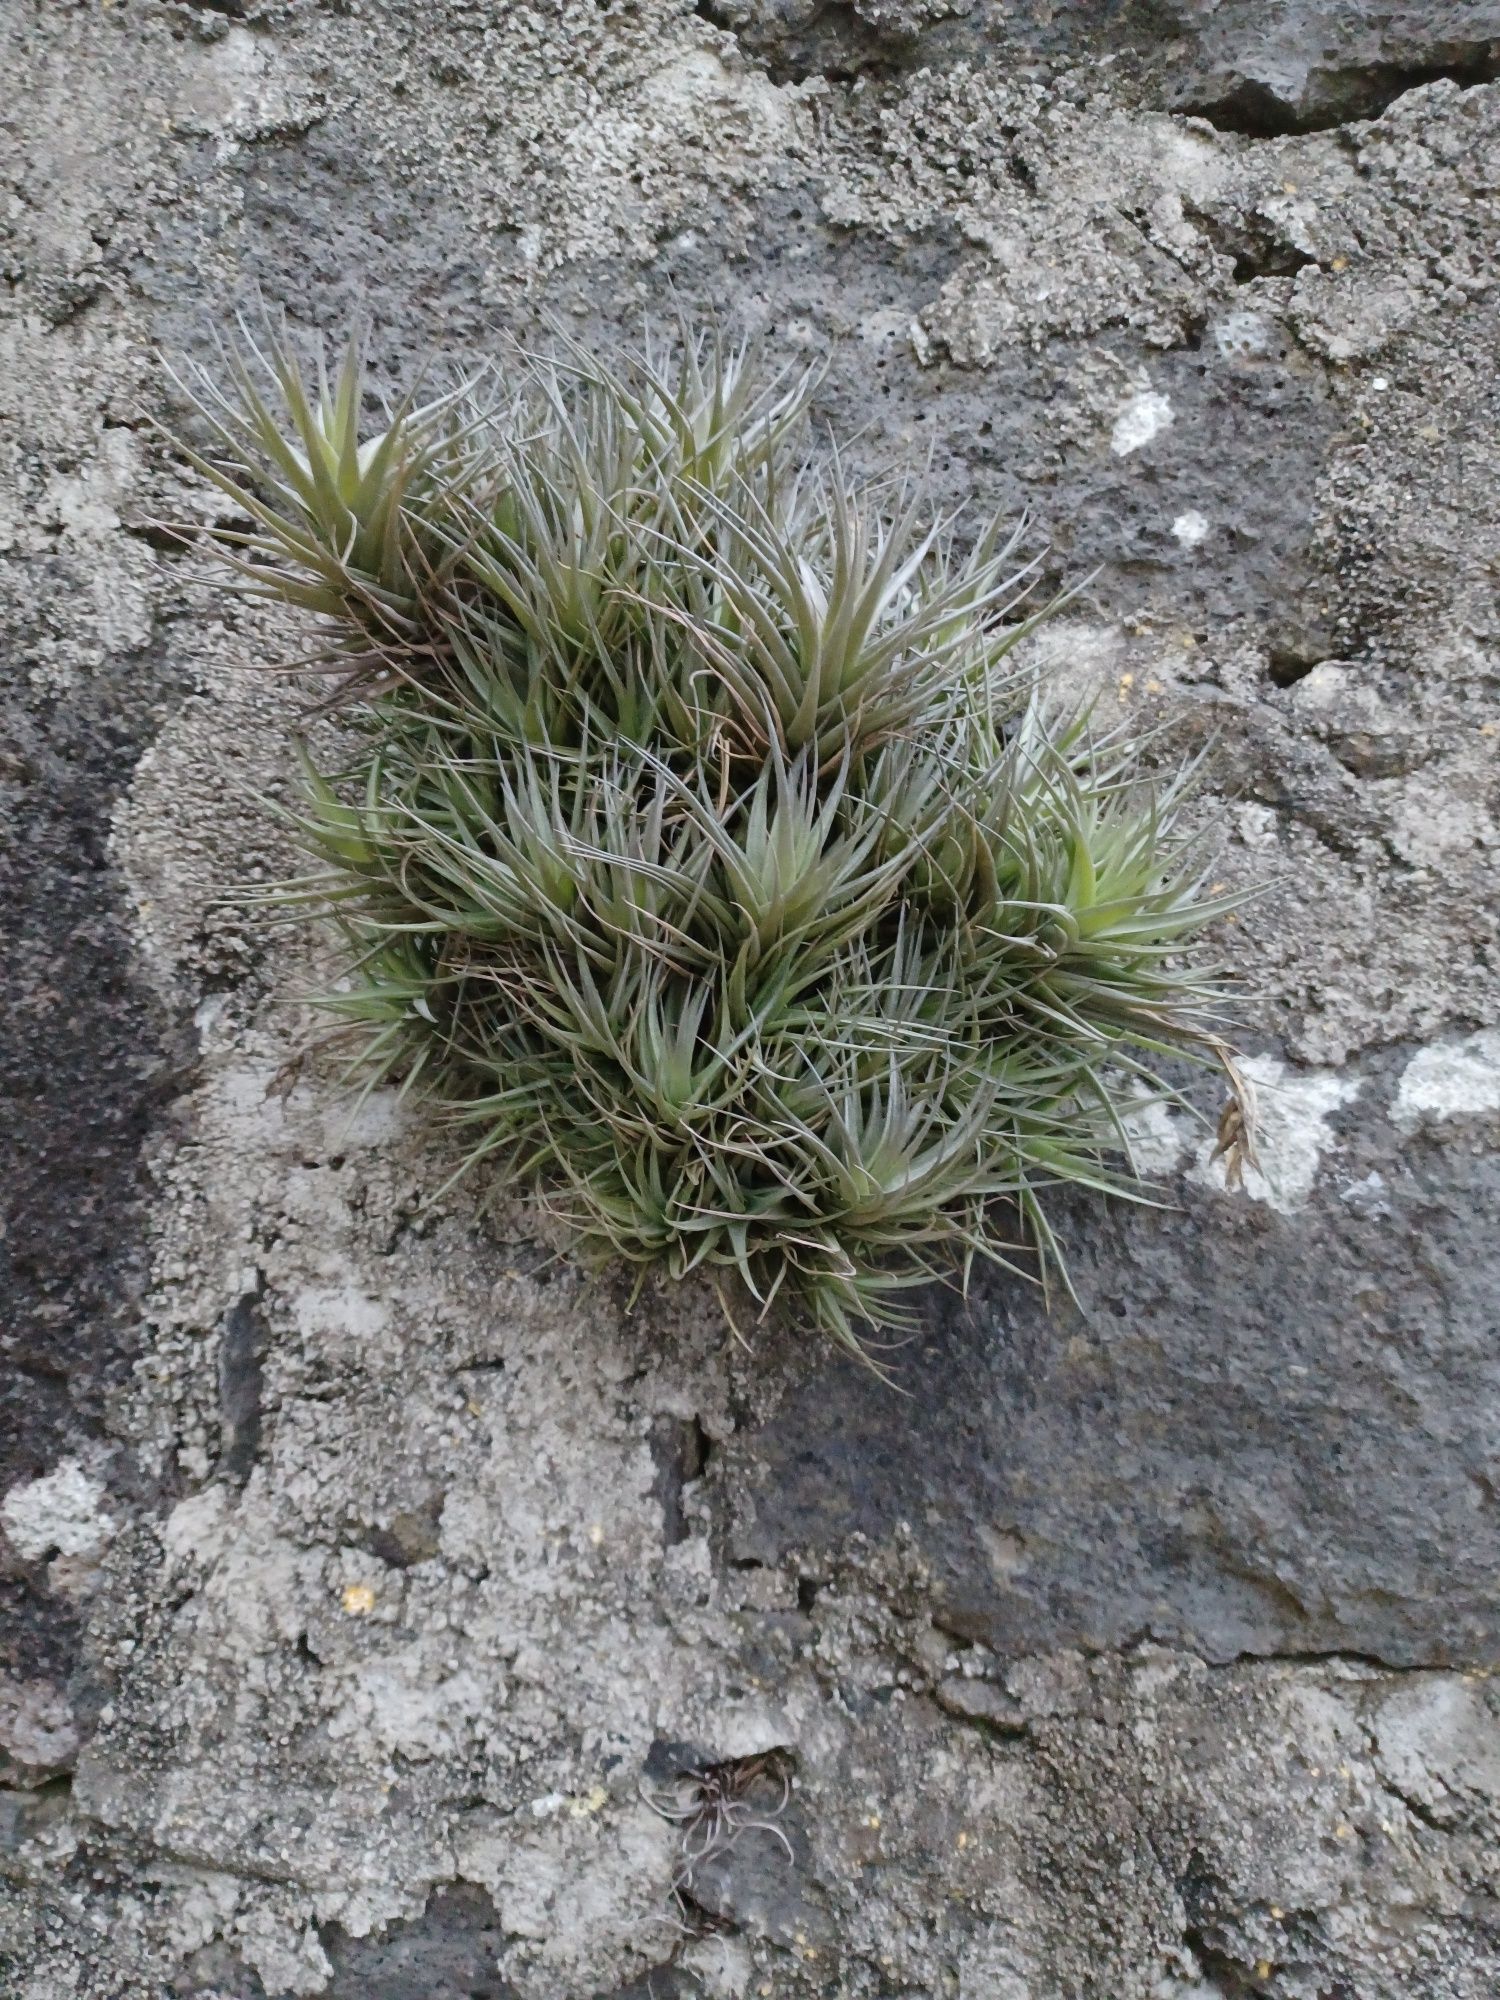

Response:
(167, 320), (1247, 1361)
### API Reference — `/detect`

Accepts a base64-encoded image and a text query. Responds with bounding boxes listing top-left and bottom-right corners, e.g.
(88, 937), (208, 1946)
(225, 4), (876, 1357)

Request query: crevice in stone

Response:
(1382, 1782), (1450, 1836)
(1210, 1644), (1452, 1675)
(674, 1881), (743, 1937)
(1268, 642), (1334, 688)
(929, 1685), (1030, 1741)
(694, 0), (923, 87)
(356, 1497), (444, 1571)
(1181, 196), (1319, 288)
(597, 1964), (706, 2000)
(650, 1415), (713, 1548)
(1179, 1859), (1267, 1996)
(121, 516), (195, 557)
(1354, 1713), (1458, 1838)
(1178, 48), (1500, 138)
(1181, 1925), (1260, 1996)
(219, 1271), (268, 1485)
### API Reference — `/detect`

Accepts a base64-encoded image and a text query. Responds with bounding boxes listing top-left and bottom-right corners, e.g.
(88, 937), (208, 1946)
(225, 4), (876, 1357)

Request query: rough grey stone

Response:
(2, 1), (1499, 1996)
(703, 0), (1500, 133)
(317, 1883), (516, 1999)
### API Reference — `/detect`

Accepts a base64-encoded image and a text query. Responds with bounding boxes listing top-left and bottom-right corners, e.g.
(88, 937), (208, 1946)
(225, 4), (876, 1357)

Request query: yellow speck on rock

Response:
(341, 1583), (376, 1616)
(1257, 1962), (1272, 1980)
(956, 1830), (969, 1851)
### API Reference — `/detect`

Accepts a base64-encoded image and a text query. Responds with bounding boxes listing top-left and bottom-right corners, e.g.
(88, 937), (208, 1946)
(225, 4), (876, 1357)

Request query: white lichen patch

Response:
(1392, 1031), (1500, 1130)
(0, 1675), (81, 1777)
(1120, 1090), (1193, 1176)
(1, 1459), (116, 1564)
(231, 1906), (332, 2000)
(1388, 784), (1497, 867)
(1212, 309), (1278, 360)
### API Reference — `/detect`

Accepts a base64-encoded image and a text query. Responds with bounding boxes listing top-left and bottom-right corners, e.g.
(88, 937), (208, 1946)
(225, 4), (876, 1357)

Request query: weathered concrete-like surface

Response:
(2, 2), (1499, 1995)
(704, 0), (1500, 129)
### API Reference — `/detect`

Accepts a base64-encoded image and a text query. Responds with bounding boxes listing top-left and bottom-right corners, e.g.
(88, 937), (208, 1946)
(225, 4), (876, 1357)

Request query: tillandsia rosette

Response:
(164, 319), (1252, 1364)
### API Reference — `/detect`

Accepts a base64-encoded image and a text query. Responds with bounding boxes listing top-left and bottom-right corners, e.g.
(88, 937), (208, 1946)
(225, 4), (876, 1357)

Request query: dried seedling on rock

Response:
(640, 1751), (795, 1933)
(166, 319), (1249, 1361)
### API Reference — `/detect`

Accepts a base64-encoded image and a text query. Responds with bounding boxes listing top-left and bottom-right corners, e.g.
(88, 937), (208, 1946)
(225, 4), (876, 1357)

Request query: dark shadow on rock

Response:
(1, 627), (194, 1685)
(319, 1883), (516, 2000)
(723, 1058), (1500, 1667)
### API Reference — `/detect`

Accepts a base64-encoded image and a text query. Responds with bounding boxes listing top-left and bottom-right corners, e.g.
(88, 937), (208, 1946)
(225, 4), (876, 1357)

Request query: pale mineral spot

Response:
(1392, 1030), (1500, 1128)
(1111, 389), (1174, 456)
(1171, 508), (1210, 548)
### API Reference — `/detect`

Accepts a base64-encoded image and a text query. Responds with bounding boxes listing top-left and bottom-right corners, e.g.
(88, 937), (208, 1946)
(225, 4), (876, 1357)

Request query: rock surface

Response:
(2, 2), (1499, 1995)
